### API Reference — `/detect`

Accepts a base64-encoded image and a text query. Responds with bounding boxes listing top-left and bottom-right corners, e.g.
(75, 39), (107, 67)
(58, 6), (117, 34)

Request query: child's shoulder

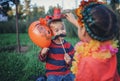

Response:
(64, 40), (70, 44)
(64, 40), (74, 47)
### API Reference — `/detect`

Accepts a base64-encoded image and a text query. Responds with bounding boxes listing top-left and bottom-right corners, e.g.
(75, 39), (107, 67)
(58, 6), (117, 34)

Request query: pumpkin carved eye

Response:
(48, 31), (50, 34)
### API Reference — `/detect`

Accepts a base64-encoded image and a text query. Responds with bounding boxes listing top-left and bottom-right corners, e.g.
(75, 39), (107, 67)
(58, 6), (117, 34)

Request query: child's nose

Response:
(57, 30), (61, 33)
(59, 30), (64, 34)
(60, 31), (62, 33)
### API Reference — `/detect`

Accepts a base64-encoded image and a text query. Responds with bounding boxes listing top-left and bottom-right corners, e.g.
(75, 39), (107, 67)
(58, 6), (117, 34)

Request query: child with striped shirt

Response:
(39, 19), (75, 81)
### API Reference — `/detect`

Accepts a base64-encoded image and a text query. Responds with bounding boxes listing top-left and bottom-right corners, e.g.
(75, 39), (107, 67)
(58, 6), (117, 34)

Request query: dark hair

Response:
(82, 4), (118, 41)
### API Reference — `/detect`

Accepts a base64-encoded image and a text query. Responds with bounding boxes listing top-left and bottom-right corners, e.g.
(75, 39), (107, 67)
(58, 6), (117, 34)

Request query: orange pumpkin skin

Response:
(28, 21), (52, 48)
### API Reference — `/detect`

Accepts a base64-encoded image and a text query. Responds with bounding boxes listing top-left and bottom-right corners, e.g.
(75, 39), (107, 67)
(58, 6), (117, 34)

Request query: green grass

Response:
(0, 33), (45, 81)
(0, 33), (32, 47)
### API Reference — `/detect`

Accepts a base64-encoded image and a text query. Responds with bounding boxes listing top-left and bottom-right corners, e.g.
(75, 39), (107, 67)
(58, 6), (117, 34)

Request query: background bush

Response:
(0, 52), (28, 81)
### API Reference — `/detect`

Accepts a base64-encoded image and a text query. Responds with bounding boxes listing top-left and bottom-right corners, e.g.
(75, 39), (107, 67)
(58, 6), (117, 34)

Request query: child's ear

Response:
(49, 27), (54, 36)
(50, 29), (54, 36)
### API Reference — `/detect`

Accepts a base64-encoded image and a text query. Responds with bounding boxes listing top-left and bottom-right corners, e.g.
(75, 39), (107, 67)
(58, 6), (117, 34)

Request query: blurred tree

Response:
(10, 0), (20, 4)
(0, 1), (11, 16)
(0, 0), (20, 17)
(7, 9), (13, 16)
(101, 0), (120, 12)
(7, 9), (14, 19)
(109, 0), (120, 38)
(110, 0), (120, 10)
(37, 6), (45, 17)
(31, 6), (45, 19)
(47, 6), (54, 15)
(32, 5), (38, 17)
(17, 4), (23, 19)
(47, 4), (62, 15)
(24, 0), (31, 15)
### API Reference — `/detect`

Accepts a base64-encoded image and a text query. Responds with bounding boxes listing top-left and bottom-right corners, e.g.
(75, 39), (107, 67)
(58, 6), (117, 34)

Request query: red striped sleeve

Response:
(68, 49), (75, 55)
(50, 54), (64, 60)
(46, 70), (71, 76)
(38, 51), (48, 62)
(46, 62), (64, 70)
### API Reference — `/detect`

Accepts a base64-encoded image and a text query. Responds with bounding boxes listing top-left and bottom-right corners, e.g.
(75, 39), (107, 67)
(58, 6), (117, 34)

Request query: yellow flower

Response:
(92, 51), (111, 59)
(71, 61), (78, 74)
(112, 40), (119, 48)
(74, 52), (79, 62)
(89, 40), (100, 51)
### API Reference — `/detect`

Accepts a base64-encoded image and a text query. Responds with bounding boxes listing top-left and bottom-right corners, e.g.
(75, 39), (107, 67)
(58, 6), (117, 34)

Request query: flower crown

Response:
(75, 0), (105, 28)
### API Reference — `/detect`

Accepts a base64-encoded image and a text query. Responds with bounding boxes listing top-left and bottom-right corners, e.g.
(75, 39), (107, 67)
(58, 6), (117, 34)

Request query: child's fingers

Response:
(43, 48), (49, 51)
(41, 48), (49, 55)
(65, 53), (70, 57)
(64, 53), (71, 63)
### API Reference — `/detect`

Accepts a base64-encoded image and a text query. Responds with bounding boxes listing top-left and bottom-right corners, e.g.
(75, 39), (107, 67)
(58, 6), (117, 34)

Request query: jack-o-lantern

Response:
(28, 21), (52, 48)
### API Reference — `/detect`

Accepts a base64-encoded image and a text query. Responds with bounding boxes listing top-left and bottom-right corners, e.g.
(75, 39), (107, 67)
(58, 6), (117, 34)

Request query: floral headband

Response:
(75, 0), (105, 28)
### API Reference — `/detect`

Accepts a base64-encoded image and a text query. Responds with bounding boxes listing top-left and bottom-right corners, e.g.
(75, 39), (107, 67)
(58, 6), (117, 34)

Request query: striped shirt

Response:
(39, 40), (75, 76)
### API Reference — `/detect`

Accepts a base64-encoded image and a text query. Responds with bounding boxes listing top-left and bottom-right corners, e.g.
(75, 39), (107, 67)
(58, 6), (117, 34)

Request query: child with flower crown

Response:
(38, 8), (75, 81)
(66, 0), (120, 81)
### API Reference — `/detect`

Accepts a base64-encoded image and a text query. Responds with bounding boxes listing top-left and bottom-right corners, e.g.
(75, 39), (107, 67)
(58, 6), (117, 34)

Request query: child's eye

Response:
(61, 28), (64, 30)
(61, 26), (65, 30)
(54, 29), (59, 32)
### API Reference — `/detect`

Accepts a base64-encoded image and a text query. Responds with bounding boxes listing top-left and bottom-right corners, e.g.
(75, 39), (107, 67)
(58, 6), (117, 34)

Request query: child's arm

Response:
(64, 53), (72, 64)
(66, 13), (80, 28)
(64, 44), (75, 65)
(39, 48), (49, 62)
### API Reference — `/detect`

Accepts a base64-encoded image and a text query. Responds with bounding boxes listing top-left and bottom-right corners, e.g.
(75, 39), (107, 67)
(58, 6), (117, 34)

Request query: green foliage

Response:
(11, 0), (20, 4)
(0, 50), (45, 81)
(0, 33), (46, 81)
(64, 19), (78, 37)
(0, 9), (45, 34)
(0, 20), (16, 33)
(0, 18), (27, 33)
(22, 51), (45, 81)
(0, 52), (28, 81)
(65, 37), (79, 46)
(0, 18), (34, 33)
(46, 6), (54, 15)
(0, 34), (16, 46)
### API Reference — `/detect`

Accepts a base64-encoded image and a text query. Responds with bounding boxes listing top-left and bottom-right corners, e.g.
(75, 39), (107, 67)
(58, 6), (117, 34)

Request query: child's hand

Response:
(41, 48), (49, 56)
(66, 13), (76, 23)
(64, 53), (71, 64)
(66, 13), (80, 28)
